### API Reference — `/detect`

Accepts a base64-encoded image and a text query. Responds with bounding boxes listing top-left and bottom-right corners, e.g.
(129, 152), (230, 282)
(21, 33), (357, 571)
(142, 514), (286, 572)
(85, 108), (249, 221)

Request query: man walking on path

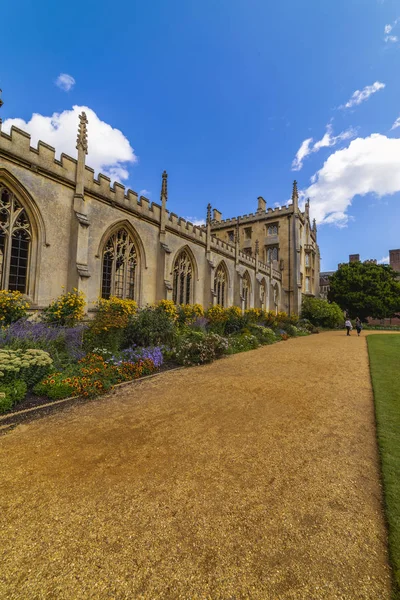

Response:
(355, 317), (362, 336)
(345, 318), (352, 336)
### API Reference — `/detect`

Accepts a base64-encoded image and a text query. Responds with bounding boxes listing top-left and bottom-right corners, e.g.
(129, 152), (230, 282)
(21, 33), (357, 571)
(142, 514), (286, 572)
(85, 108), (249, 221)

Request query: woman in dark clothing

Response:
(355, 317), (362, 336)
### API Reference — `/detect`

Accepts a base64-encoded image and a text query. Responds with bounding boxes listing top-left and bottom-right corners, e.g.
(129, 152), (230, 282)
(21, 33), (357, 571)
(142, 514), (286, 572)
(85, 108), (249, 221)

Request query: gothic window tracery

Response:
(101, 228), (138, 300)
(173, 249), (193, 305)
(242, 272), (251, 310)
(0, 186), (31, 293)
(214, 263), (227, 307)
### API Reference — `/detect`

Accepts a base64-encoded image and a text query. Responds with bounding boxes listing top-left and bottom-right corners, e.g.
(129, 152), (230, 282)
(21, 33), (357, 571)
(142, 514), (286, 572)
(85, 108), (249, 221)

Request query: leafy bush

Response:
(281, 323), (298, 337)
(42, 289), (85, 327)
(92, 296), (138, 333)
(119, 346), (164, 368)
(0, 320), (86, 363)
(301, 296), (343, 328)
(155, 300), (178, 321)
(174, 331), (228, 366)
(248, 325), (277, 345)
(0, 348), (53, 388)
(226, 333), (260, 354)
(0, 380), (27, 413)
(176, 304), (204, 326)
(0, 290), (30, 326)
(34, 353), (157, 400)
(123, 306), (177, 348)
(85, 296), (138, 352)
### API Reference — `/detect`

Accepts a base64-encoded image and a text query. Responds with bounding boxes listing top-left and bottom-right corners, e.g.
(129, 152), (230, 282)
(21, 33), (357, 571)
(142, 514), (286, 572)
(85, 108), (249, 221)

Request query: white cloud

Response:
(384, 18), (399, 41)
(292, 138), (313, 171)
(292, 124), (356, 171)
(391, 116), (400, 130)
(2, 105), (137, 183)
(378, 255), (389, 264)
(55, 73), (76, 92)
(139, 189), (150, 197)
(183, 216), (206, 226)
(305, 134), (400, 226)
(340, 81), (385, 109)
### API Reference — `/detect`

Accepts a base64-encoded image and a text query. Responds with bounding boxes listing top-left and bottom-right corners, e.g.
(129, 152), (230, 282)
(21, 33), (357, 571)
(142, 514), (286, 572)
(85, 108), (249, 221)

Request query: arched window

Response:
(0, 186), (31, 293)
(242, 272), (251, 310)
(214, 263), (228, 307)
(101, 228), (138, 299)
(260, 280), (267, 310)
(173, 249), (193, 305)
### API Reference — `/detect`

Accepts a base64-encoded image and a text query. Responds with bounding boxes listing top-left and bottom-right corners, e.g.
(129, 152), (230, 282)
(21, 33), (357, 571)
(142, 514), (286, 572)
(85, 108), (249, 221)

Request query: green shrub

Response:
(248, 325), (277, 345)
(0, 348), (53, 387)
(0, 290), (30, 326)
(41, 289), (85, 327)
(301, 296), (343, 328)
(281, 323), (298, 337)
(226, 333), (260, 354)
(0, 380), (28, 413)
(174, 331), (228, 366)
(123, 306), (177, 348)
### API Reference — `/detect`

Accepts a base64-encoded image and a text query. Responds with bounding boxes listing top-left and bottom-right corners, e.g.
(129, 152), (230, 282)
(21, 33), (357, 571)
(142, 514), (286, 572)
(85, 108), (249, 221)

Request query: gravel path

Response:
(0, 332), (393, 599)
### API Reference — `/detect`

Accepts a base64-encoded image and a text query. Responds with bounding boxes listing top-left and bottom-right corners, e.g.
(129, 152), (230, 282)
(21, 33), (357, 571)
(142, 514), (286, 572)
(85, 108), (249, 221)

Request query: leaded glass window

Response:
(214, 263), (227, 307)
(267, 246), (279, 263)
(173, 250), (193, 305)
(0, 186), (31, 293)
(101, 228), (138, 300)
(243, 272), (251, 310)
(267, 223), (278, 235)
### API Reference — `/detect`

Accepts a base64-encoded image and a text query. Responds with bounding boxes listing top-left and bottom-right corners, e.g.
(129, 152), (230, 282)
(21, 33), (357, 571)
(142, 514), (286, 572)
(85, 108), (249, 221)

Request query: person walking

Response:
(355, 317), (362, 336)
(345, 318), (352, 336)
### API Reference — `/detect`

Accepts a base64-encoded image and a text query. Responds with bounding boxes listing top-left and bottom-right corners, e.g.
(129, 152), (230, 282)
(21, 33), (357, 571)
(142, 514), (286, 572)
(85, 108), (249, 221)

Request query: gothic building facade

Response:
(0, 111), (319, 315)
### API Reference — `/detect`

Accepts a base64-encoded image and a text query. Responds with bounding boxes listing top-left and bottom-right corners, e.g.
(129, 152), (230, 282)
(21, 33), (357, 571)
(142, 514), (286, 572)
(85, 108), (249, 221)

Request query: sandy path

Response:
(0, 331), (393, 599)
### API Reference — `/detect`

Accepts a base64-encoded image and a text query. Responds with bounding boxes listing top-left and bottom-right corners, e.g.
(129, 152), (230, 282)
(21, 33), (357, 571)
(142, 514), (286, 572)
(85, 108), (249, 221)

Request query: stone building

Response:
(210, 184), (320, 315)
(0, 110), (303, 314)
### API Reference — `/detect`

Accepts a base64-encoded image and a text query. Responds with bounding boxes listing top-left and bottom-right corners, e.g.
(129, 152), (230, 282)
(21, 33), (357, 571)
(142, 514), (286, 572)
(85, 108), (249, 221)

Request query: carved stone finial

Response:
(292, 180), (298, 201)
(255, 239), (260, 255)
(161, 170), (168, 201)
(206, 203), (212, 224)
(76, 112), (88, 154)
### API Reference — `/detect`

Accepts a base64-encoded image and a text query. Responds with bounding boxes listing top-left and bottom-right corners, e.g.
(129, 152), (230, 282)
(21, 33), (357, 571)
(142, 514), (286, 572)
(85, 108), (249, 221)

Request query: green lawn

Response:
(368, 335), (400, 599)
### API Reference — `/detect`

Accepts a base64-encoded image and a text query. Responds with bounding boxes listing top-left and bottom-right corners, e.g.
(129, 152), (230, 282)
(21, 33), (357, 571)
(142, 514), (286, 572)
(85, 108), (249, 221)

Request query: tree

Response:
(301, 296), (344, 328)
(328, 262), (400, 321)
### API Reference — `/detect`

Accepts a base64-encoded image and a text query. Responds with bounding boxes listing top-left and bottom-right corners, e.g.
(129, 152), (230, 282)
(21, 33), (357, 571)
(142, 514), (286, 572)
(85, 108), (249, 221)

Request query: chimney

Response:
(257, 196), (266, 212)
(349, 254), (360, 263)
(213, 208), (222, 222)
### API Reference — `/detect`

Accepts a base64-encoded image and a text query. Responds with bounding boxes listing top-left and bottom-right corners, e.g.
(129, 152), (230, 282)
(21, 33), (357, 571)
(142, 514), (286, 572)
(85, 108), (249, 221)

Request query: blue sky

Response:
(1, 0), (400, 270)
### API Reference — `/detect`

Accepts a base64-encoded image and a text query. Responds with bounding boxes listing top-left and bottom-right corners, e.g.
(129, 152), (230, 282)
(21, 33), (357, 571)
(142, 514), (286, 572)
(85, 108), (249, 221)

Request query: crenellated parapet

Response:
(210, 204), (293, 230)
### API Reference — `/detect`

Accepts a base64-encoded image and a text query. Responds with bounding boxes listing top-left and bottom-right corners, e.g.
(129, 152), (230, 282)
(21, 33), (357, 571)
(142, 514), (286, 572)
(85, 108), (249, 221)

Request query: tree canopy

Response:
(328, 262), (400, 321)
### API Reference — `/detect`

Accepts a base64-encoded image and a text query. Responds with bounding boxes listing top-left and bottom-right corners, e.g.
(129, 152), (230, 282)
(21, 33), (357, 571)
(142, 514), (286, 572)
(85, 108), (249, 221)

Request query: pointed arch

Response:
(259, 276), (268, 310)
(0, 169), (46, 302)
(171, 245), (197, 305)
(214, 260), (229, 307)
(242, 270), (251, 310)
(97, 220), (146, 302)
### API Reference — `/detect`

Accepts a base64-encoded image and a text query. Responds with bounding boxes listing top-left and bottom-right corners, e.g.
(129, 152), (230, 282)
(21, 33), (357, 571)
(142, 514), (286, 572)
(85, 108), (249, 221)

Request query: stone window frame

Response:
(101, 228), (138, 301)
(266, 245), (279, 263)
(171, 247), (196, 305)
(266, 222), (278, 236)
(0, 170), (47, 305)
(244, 227), (252, 240)
(97, 220), (146, 305)
(214, 261), (229, 307)
(227, 230), (235, 243)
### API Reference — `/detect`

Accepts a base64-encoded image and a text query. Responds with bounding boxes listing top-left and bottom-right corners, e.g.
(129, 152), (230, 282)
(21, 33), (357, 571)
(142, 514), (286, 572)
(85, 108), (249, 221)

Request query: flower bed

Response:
(0, 295), (310, 415)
